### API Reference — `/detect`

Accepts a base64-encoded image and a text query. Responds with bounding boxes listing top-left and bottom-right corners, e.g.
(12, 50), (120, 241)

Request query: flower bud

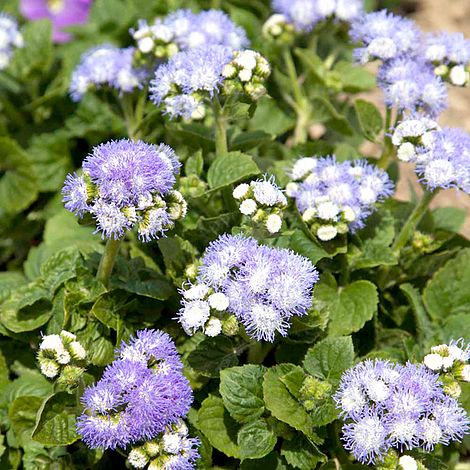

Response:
(128, 448), (149, 469)
(222, 315), (239, 336)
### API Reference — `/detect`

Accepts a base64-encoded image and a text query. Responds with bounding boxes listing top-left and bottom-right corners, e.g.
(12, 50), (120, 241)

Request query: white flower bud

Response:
(449, 65), (468, 86)
(266, 214), (282, 234)
(138, 37), (154, 54)
(421, 131), (436, 148)
(442, 356), (454, 370)
(222, 63), (237, 78)
(56, 348), (71, 365)
(317, 225), (338, 241)
(205, 317), (222, 337)
(302, 208), (317, 223)
(233, 183), (250, 199)
(174, 419), (189, 436)
(240, 199), (257, 215)
(424, 353), (443, 371)
(460, 364), (470, 382)
(398, 455), (418, 470)
(40, 334), (63, 352)
(183, 284), (209, 301)
(397, 142), (416, 162)
(431, 344), (449, 355)
(234, 50), (258, 70)
(70, 341), (87, 360)
(238, 68), (252, 82)
(180, 300), (211, 334)
(448, 345), (467, 362)
(342, 206), (356, 223)
(291, 157), (317, 180)
(262, 14), (287, 37)
(316, 201), (340, 220)
(60, 330), (76, 341)
(286, 182), (299, 197)
(128, 448), (149, 469)
(208, 292), (229, 311)
(163, 432), (182, 454)
(40, 360), (60, 379)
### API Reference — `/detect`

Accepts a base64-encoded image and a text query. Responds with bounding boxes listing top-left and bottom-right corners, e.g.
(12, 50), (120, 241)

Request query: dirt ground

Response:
(395, 0), (470, 236)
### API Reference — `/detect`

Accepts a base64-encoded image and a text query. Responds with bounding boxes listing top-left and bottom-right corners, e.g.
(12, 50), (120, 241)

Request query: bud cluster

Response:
(391, 118), (440, 163)
(434, 63), (470, 87)
(262, 14), (295, 43)
(233, 176), (287, 234)
(127, 419), (199, 470)
(299, 376), (332, 411)
(37, 330), (87, 385)
(423, 338), (470, 398)
(221, 50), (271, 101)
(177, 283), (233, 338)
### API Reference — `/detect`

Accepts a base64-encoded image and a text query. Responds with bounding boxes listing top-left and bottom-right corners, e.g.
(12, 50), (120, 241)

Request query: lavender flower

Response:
(131, 9), (248, 58)
(350, 10), (421, 64)
(334, 359), (469, 465)
(233, 176), (287, 234)
(70, 45), (146, 102)
(0, 14), (23, 70)
(288, 156), (394, 240)
(271, 0), (362, 33)
(424, 33), (470, 86)
(62, 139), (187, 241)
(150, 46), (270, 119)
(20, 0), (92, 43)
(415, 127), (470, 192)
(178, 235), (319, 342)
(377, 55), (448, 117)
(77, 329), (193, 450)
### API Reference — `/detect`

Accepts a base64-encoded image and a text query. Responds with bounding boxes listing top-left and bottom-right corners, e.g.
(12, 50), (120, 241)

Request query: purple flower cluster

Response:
(178, 234), (319, 342)
(391, 117), (470, 193)
(70, 44), (146, 102)
(350, 10), (420, 63)
(377, 55), (447, 117)
(334, 359), (469, 465)
(62, 139), (187, 241)
(0, 14), (23, 70)
(132, 9), (248, 56)
(77, 330), (194, 450)
(287, 156), (394, 240)
(150, 46), (270, 119)
(271, 0), (363, 32)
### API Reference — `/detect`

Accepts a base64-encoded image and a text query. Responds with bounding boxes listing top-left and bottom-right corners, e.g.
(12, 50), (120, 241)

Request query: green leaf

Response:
(423, 249), (470, 320)
(238, 419), (277, 460)
(431, 207), (466, 233)
(91, 290), (130, 330)
(263, 364), (315, 438)
(185, 150), (204, 176)
(220, 365), (266, 423)
(241, 452), (288, 470)
(0, 282), (52, 333)
(231, 131), (273, 151)
(316, 277), (378, 337)
(0, 272), (27, 303)
(303, 336), (354, 384)
(294, 49), (326, 84)
(354, 99), (383, 142)
(188, 336), (239, 378)
(32, 392), (79, 446)
(197, 396), (241, 459)
(0, 137), (38, 217)
(40, 247), (80, 294)
(248, 97), (295, 137)
(441, 314), (470, 343)
(311, 96), (353, 136)
(281, 436), (327, 470)
(289, 230), (331, 264)
(334, 61), (375, 93)
(207, 151), (260, 191)
(8, 396), (44, 448)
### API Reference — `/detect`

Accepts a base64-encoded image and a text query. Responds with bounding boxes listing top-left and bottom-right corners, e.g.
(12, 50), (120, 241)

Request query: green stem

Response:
(283, 48), (310, 145)
(377, 107), (393, 169)
(213, 96), (228, 156)
(392, 189), (437, 254)
(96, 238), (122, 288)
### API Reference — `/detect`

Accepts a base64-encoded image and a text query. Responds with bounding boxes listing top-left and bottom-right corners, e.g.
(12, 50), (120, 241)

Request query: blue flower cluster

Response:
(270, 0), (363, 33)
(334, 359), (469, 465)
(150, 46), (270, 119)
(77, 329), (195, 452)
(392, 116), (470, 193)
(287, 156), (394, 240)
(0, 14), (23, 70)
(131, 9), (248, 57)
(62, 139), (187, 241)
(177, 234), (319, 342)
(70, 45), (146, 102)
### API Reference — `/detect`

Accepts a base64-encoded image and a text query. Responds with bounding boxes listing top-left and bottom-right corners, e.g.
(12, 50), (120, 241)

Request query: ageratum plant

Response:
(0, 1), (469, 469)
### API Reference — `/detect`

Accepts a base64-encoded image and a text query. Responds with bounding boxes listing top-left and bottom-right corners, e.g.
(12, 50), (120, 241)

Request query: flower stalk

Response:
(96, 237), (122, 288)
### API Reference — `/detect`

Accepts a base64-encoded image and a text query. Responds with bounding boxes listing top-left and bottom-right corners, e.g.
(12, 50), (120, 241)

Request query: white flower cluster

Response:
(398, 455), (418, 470)
(37, 330), (87, 381)
(131, 19), (179, 59)
(233, 177), (287, 234)
(423, 339), (470, 397)
(262, 14), (295, 40)
(177, 283), (229, 337)
(222, 50), (271, 100)
(128, 419), (197, 469)
(0, 14), (23, 70)
(392, 118), (440, 163)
